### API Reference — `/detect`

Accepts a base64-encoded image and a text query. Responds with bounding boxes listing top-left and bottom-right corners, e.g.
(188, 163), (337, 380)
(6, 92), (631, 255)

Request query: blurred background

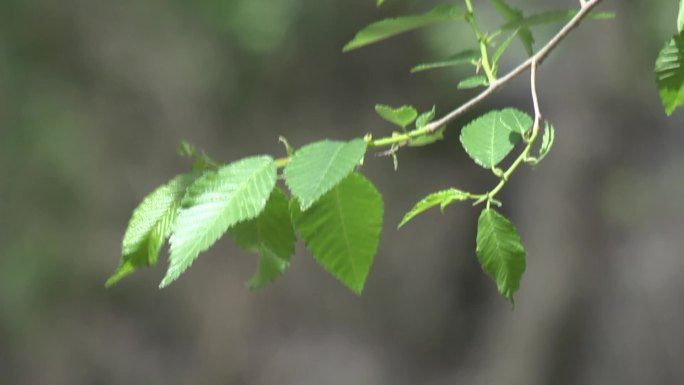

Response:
(1, 0), (682, 384)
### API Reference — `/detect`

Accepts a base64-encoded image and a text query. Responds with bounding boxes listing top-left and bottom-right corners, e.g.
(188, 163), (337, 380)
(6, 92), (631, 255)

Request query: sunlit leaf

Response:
(161, 156), (277, 288)
(228, 188), (295, 289)
(284, 139), (367, 211)
(476, 208), (526, 303)
(343, 4), (464, 52)
(291, 172), (383, 294)
(399, 188), (470, 228)
(106, 172), (199, 287)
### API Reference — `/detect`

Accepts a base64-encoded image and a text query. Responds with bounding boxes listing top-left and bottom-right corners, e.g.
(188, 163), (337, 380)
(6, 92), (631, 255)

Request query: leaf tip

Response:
(104, 277), (118, 288)
(158, 273), (177, 289)
(342, 41), (357, 53)
(350, 282), (365, 296)
(105, 262), (135, 288)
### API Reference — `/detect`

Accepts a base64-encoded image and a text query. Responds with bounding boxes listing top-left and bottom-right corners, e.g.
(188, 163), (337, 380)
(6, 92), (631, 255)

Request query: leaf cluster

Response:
(109, 139), (382, 294)
(110, 0), (684, 305)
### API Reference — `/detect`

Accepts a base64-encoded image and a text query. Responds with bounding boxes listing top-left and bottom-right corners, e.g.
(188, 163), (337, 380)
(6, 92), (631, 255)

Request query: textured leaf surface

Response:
(679, 0), (684, 32)
(291, 172), (383, 294)
(107, 173), (199, 287)
(656, 32), (684, 115)
(228, 188), (295, 289)
(410, 50), (479, 73)
(457, 75), (488, 90)
(490, 0), (534, 55)
(343, 4), (464, 52)
(284, 139), (367, 211)
(161, 156), (277, 287)
(375, 104), (418, 128)
(399, 188), (470, 228)
(460, 108), (531, 168)
(476, 208), (526, 303)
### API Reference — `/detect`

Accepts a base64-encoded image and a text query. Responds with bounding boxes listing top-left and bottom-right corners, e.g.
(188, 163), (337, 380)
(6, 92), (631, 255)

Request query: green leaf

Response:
(476, 208), (526, 303)
(377, 0), (385, 7)
(490, 0), (534, 56)
(538, 121), (555, 161)
(228, 188), (295, 289)
(655, 32), (684, 115)
(457, 75), (488, 90)
(410, 49), (480, 73)
(415, 106), (436, 128)
(409, 127), (445, 147)
(399, 188), (470, 228)
(679, 0), (684, 32)
(500, 10), (615, 30)
(459, 108), (531, 168)
(499, 108), (533, 135)
(291, 172), (383, 294)
(284, 139), (367, 211)
(375, 104), (418, 128)
(106, 172), (199, 287)
(161, 156), (277, 288)
(343, 4), (464, 52)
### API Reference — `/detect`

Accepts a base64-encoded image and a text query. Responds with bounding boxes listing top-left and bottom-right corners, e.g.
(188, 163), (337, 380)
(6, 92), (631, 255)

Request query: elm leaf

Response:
(399, 188), (470, 228)
(161, 156), (277, 288)
(291, 173), (383, 294)
(476, 208), (526, 303)
(284, 139), (367, 211)
(228, 188), (295, 289)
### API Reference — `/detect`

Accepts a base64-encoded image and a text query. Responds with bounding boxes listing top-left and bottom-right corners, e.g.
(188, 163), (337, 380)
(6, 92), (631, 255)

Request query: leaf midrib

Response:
(307, 143), (346, 201)
(334, 185), (359, 285)
(177, 160), (272, 253)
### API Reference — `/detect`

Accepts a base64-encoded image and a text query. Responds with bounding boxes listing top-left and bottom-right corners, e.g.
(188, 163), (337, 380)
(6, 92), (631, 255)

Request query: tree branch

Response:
(423, 0), (602, 133)
(368, 0), (604, 151)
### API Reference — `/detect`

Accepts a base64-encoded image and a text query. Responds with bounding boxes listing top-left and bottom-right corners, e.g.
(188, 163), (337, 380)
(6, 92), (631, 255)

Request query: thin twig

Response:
(530, 60), (542, 136)
(422, 0), (603, 134)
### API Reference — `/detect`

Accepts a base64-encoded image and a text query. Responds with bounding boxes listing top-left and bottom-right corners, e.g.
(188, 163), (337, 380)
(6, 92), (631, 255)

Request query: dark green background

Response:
(1, 0), (682, 384)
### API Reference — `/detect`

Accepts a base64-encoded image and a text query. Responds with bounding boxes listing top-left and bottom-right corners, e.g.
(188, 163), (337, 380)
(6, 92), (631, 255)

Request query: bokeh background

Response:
(1, 0), (683, 384)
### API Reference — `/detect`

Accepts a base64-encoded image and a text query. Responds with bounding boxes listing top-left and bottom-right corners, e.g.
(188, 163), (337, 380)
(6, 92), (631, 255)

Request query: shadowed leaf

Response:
(291, 173), (383, 294)
(476, 208), (526, 303)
